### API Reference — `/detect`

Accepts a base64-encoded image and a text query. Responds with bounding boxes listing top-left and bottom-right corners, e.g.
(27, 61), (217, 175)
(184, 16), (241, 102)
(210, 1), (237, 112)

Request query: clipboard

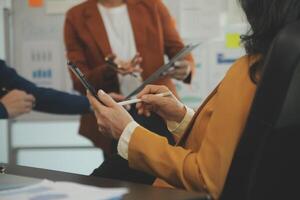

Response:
(125, 43), (200, 99)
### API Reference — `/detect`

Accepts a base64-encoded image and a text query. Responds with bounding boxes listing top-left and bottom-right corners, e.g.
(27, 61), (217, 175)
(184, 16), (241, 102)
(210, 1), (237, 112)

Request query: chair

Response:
(221, 21), (300, 200)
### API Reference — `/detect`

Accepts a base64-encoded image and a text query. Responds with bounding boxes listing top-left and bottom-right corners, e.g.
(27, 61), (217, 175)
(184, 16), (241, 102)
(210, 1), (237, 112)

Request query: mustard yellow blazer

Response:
(127, 56), (257, 199)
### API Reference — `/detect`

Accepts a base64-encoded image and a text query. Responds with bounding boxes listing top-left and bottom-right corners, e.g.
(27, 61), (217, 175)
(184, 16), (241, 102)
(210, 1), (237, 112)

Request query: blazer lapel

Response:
(84, 0), (112, 57)
(177, 85), (220, 146)
(127, 0), (146, 55)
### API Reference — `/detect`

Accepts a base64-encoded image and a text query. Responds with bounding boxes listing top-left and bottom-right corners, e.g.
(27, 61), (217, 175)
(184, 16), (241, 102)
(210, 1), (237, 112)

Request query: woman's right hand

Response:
(136, 85), (186, 123)
(106, 53), (143, 75)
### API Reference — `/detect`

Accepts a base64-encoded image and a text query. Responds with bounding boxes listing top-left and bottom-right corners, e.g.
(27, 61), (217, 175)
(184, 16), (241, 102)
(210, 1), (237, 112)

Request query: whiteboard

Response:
(10, 0), (82, 121)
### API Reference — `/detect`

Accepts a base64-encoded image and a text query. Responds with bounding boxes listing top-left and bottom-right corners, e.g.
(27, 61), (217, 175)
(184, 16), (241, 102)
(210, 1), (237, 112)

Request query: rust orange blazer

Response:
(64, 0), (194, 153)
(127, 56), (257, 199)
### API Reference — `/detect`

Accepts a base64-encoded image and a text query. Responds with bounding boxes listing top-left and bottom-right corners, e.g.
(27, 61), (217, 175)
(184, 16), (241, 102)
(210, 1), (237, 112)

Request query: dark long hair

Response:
(239, 0), (300, 83)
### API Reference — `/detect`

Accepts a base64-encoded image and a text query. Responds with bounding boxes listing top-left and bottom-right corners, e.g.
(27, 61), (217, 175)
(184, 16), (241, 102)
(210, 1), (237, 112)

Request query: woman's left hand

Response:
(87, 90), (133, 139)
(165, 60), (192, 81)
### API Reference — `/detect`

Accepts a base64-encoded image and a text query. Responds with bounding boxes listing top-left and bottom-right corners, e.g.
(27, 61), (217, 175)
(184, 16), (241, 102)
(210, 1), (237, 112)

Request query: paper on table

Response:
(0, 180), (128, 200)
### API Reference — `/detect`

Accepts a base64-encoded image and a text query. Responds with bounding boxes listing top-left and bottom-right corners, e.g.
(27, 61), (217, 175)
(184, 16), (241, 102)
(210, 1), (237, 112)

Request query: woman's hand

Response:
(136, 85), (186, 123)
(165, 60), (192, 81)
(0, 90), (35, 118)
(109, 92), (126, 102)
(87, 90), (133, 139)
(107, 53), (143, 75)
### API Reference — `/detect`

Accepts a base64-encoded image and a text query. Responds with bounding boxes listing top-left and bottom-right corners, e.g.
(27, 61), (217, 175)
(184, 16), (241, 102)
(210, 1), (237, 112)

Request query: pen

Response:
(118, 91), (172, 106)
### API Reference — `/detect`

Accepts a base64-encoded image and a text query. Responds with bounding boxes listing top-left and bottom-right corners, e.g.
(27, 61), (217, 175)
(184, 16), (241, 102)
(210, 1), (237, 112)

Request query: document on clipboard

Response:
(125, 43), (200, 99)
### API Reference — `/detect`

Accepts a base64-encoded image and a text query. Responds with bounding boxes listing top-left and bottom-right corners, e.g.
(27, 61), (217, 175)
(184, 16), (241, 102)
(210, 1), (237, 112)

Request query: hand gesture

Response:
(0, 90), (35, 118)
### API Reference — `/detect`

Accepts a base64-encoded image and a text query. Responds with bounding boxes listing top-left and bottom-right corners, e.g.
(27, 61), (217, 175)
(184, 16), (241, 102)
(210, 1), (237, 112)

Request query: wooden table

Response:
(3, 165), (211, 200)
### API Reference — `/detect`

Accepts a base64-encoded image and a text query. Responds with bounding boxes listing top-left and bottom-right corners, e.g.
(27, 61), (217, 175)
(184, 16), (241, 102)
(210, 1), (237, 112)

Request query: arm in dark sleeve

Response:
(30, 87), (91, 115)
(0, 102), (8, 119)
(157, 0), (195, 84)
(2, 62), (91, 115)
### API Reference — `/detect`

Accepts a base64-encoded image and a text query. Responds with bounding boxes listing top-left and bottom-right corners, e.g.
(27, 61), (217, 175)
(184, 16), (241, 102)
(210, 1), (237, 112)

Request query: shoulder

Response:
(135, 0), (166, 10)
(0, 60), (9, 73)
(65, 1), (90, 19)
(0, 59), (6, 66)
(226, 55), (253, 77)
(220, 55), (257, 91)
(0, 60), (17, 83)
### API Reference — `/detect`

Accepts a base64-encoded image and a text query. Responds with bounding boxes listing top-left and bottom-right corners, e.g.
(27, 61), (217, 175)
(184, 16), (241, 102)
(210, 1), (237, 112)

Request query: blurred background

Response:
(0, 0), (247, 175)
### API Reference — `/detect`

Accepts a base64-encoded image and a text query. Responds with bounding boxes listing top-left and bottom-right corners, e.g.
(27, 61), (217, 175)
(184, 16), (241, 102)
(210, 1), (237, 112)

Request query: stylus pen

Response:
(117, 91), (172, 106)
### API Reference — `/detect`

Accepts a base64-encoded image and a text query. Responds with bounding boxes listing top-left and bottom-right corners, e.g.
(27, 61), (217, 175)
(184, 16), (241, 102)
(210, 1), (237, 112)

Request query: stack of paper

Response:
(0, 180), (128, 200)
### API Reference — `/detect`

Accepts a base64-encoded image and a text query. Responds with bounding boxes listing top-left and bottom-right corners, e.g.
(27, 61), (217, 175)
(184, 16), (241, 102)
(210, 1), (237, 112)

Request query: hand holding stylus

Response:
(135, 85), (186, 122)
(117, 91), (172, 106)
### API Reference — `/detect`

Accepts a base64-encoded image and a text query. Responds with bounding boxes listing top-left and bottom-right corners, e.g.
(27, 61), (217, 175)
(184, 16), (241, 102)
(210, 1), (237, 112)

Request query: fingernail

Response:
(98, 90), (105, 95)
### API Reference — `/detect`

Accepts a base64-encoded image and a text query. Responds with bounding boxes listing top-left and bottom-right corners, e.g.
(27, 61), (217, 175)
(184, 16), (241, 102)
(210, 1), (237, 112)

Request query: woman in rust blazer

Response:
(64, 0), (194, 155)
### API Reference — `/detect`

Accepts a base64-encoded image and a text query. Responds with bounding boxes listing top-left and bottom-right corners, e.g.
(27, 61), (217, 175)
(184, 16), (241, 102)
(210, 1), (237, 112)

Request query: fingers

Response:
(167, 68), (189, 80)
(105, 54), (117, 63)
(136, 94), (163, 116)
(87, 91), (107, 113)
(24, 101), (34, 111)
(136, 103), (152, 117)
(97, 90), (117, 108)
(109, 93), (126, 102)
(113, 54), (143, 75)
(136, 85), (169, 99)
(23, 94), (36, 103)
(174, 60), (190, 68)
(131, 53), (143, 66)
(141, 94), (164, 105)
(163, 60), (191, 80)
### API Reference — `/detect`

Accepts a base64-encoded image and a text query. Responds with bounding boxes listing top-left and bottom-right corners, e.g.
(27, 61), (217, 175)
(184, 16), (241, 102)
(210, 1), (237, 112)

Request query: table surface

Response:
(4, 165), (211, 200)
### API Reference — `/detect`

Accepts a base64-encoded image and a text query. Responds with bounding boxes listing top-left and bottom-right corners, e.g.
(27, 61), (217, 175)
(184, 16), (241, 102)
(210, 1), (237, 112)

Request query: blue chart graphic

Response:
(30, 194), (68, 200)
(32, 69), (52, 79)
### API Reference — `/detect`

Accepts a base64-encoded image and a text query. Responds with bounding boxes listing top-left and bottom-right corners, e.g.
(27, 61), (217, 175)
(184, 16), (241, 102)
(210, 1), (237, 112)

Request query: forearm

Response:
(117, 121), (206, 191)
(33, 88), (91, 115)
(128, 126), (207, 191)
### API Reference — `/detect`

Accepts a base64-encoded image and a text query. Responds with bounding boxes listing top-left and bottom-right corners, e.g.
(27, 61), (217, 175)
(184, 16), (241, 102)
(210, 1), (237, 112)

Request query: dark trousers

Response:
(91, 106), (175, 184)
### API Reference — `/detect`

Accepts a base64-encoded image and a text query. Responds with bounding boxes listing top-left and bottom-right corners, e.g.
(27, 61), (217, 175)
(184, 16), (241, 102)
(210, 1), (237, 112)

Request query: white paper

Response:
(180, 0), (222, 40)
(21, 41), (62, 89)
(0, 180), (128, 200)
(46, 0), (84, 15)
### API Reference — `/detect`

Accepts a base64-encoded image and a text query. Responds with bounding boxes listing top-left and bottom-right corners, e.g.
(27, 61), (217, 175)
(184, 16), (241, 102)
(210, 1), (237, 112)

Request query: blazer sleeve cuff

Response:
(166, 106), (195, 136)
(117, 120), (140, 160)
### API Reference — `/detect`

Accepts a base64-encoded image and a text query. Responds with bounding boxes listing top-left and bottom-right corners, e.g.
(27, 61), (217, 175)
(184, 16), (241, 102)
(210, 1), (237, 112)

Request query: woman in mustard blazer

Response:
(87, 0), (300, 199)
(64, 0), (194, 156)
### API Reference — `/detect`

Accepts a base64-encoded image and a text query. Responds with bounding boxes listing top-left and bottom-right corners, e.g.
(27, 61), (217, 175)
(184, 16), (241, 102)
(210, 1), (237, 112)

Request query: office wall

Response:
(0, 0), (10, 164)
(0, 0), (6, 59)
